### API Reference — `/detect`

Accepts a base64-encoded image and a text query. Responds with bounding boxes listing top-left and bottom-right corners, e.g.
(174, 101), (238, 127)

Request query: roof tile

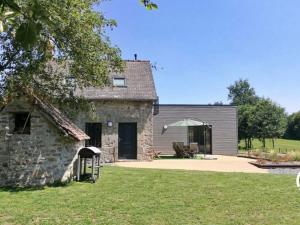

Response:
(33, 95), (89, 141)
(75, 61), (157, 100)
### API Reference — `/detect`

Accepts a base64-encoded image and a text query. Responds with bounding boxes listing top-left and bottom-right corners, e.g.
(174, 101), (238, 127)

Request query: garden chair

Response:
(173, 142), (191, 158)
(189, 142), (199, 158)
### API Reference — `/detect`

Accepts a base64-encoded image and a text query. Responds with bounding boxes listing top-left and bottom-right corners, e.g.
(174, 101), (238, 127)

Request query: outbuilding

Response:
(0, 95), (89, 187)
(153, 104), (238, 156)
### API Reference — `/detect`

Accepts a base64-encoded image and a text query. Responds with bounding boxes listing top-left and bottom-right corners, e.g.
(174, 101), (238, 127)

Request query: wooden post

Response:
(77, 155), (80, 181)
(97, 155), (100, 178)
(80, 158), (84, 176)
(91, 155), (95, 181)
(84, 158), (87, 175)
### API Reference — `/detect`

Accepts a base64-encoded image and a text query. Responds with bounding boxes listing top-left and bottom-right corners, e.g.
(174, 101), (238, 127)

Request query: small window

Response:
(14, 112), (31, 134)
(113, 78), (126, 87)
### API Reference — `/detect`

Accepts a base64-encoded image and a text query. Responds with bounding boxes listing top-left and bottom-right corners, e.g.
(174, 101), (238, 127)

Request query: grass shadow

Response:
(0, 181), (74, 193)
(0, 186), (45, 193)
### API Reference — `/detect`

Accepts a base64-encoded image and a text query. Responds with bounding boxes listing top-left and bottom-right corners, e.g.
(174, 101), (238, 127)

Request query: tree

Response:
(140, 0), (158, 10)
(213, 101), (224, 105)
(251, 98), (287, 148)
(228, 79), (287, 149)
(284, 111), (300, 140)
(228, 79), (258, 147)
(227, 79), (258, 106)
(0, 0), (157, 49)
(238, 104), (256, 149)
(0, 0), (125, 106)
(0, 0), (157, 106)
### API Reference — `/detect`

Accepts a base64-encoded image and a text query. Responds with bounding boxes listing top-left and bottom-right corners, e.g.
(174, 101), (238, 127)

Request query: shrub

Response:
(287, 152), (300, 161)
(266, 150), (279, 162)
(251, 149), (262, 157)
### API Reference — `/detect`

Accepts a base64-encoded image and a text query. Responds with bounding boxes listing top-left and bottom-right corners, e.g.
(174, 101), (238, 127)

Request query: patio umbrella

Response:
(167, 119), (205, 127)
(166, 119), (209, 158)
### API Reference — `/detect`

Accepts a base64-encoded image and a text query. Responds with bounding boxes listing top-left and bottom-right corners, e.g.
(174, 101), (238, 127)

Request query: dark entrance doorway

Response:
(85, 123), (102, 147)
(118, 123), (137, 159)
(188, 125), (212, 154)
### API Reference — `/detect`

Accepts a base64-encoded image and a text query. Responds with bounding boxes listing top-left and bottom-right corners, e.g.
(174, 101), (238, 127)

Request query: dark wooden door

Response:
(118, 123), (137, 159)
(85, 123), (102, 147)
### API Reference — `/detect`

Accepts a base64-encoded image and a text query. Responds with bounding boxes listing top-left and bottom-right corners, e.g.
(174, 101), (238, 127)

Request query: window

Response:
(113, 77), (126, 87)
(14, 112), (31, 134)
(85, 123), (102, 147)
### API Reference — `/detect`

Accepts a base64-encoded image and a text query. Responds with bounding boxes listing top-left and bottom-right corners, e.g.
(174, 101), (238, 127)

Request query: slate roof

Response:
(75, 60), (158, 101)
(33, 95), (90, 141)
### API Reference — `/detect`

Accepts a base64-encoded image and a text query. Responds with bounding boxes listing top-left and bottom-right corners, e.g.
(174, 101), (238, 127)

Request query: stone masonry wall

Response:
(0, 99), (84, 187)
(75, 100), (153, 162)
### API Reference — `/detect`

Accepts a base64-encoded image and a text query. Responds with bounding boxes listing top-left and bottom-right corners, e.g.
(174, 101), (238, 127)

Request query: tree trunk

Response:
(272, 138), (275, 149)
(262, 138), (266, 149)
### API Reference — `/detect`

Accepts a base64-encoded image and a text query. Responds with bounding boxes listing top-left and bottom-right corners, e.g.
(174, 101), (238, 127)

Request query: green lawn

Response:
(239, 138), (300, 152)
(1, 166), (300, 225)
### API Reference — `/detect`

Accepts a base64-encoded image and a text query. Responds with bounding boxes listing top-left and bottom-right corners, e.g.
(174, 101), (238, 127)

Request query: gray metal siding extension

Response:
(153, 105), (238, 155)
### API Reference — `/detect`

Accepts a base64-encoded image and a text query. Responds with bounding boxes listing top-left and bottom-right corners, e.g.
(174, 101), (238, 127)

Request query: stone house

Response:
(74, 60), (158, 162)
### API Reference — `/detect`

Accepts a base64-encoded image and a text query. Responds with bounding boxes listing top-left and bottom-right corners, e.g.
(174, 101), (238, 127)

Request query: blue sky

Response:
(98, 0), (300, 113)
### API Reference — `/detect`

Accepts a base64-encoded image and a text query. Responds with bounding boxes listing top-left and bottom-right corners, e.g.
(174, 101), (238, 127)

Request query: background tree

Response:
(213, 101), (224, 105)
(228, 79), (258, 147)
(238, 104), (256, 149)
(284, 111), (300, 140)
(228, 79), (258, 106)
(228, 79), (287, 149)
(251, 98), (287, 148)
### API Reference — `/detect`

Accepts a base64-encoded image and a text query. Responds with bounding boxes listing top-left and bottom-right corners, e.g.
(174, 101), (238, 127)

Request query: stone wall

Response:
(0, 99), (84, 187)
(75, 100), (154, 162)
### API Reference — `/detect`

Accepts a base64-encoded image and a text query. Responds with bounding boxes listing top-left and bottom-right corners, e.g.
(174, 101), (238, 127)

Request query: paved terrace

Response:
(114, 155), (268, 174)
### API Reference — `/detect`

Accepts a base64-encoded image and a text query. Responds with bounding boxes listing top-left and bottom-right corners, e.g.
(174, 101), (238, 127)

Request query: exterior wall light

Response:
(163, 125), (168, 130)
(107, 121), (113, 127)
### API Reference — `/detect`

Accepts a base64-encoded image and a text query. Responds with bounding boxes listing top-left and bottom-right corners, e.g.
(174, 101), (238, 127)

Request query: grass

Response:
(239, 138), (300, 152)
(1, 166), (300, 224)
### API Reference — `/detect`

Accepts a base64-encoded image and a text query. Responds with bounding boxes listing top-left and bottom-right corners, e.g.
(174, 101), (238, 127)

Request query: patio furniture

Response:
(173, 142), (193, 158)
(167, 119), (211, 158)
(189, 142), (199, 158)
(146, 148), (161, 159)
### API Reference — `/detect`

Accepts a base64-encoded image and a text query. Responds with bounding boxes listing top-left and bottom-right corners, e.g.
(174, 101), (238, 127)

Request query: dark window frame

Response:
(112, 77), (126, 87)
(188, 125), (212, 154)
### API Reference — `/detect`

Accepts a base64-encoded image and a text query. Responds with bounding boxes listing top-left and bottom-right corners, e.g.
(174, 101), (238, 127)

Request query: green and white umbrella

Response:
(167, 119), (205, 127)
(166, 118), (210, 158)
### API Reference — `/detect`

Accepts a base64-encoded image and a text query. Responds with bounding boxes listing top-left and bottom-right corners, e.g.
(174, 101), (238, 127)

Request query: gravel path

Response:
(268, 168), (300, 175)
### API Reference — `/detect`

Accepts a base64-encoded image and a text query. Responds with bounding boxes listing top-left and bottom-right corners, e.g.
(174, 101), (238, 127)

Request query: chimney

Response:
(134, 54), (137, 61)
